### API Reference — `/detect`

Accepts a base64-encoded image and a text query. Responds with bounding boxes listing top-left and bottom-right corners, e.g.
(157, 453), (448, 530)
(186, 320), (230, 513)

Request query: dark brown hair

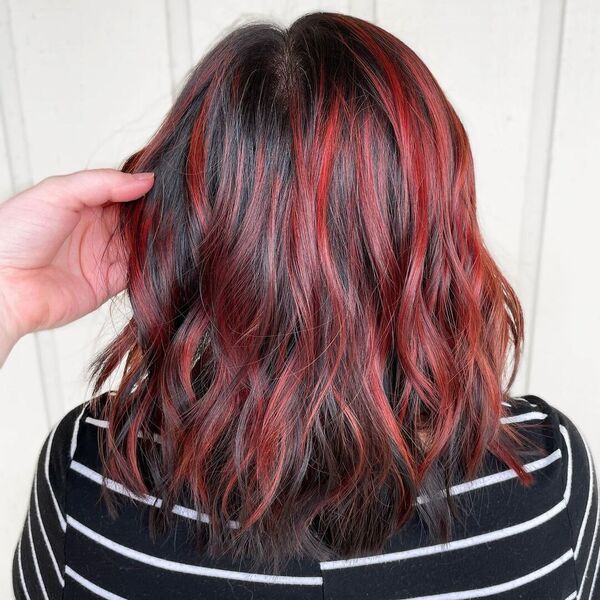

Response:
(89, 12), (546, 573)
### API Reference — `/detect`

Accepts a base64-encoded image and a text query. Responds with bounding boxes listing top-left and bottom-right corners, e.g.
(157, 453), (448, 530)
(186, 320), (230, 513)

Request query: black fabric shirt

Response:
(12, 394), (600, 599)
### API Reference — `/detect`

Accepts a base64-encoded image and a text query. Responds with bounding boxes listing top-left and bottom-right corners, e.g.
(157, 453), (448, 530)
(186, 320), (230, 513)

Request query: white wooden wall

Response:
(1, 0), (599, 595)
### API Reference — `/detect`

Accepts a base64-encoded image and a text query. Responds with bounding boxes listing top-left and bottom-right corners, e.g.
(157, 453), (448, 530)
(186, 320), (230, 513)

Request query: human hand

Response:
(0, 168), (154, 366)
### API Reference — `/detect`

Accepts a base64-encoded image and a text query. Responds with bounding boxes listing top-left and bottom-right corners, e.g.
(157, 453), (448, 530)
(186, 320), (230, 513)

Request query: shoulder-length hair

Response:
(90, 11), (545, 573)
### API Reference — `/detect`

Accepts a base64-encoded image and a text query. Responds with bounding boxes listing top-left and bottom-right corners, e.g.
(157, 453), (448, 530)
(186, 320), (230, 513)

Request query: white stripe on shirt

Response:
(69, 404), (89, 460)
(65, 514), (323, 586)
(577, 465), (600, 600)
(575, 431), (595, 559)
(33, 473), (64, 586)
(44, 424), (66, 532)
(26, 510), (49, 600)
(397, 549), (573, 600)
(17, 536), (32, 600)
(321, 424), (571, 570)
(69, 459), (240, 528)
(64, 566), (127, 600)
(417, 449), (561, 505)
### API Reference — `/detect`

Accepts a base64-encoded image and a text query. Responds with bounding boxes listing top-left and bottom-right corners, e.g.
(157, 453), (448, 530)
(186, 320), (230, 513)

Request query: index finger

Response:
(14, 168), (155, 211)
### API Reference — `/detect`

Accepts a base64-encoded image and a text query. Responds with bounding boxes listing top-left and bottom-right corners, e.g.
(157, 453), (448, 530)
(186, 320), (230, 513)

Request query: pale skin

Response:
(0, 169), (155, 368)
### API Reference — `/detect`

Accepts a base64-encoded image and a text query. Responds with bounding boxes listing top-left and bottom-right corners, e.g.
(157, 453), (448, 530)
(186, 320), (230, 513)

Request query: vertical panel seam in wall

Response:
(164, 0), (194, 102)
(520, 0), (567, 392)
(0, 0), (63, 428)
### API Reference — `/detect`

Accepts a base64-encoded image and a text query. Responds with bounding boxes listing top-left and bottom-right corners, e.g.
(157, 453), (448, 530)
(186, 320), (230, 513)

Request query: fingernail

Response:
(133, 172), (154, 180)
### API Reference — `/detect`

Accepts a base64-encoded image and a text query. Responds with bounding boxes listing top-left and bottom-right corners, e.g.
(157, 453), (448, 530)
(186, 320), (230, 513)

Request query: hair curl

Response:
(89, 11), (546, 573)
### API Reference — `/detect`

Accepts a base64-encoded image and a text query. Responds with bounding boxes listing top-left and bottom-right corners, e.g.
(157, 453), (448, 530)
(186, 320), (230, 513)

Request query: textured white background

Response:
(1, 0), (599, 595)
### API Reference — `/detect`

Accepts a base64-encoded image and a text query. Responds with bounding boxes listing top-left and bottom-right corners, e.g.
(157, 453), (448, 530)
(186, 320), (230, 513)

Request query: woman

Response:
(2, 11), (598, 600)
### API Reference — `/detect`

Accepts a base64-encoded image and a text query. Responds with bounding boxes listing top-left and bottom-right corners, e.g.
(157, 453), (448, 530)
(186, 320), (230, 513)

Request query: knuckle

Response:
(40, 174), (58, 185)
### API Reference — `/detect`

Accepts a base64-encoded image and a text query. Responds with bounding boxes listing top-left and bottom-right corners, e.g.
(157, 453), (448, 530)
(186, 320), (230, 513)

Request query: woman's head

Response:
(90, 11), (541, 571)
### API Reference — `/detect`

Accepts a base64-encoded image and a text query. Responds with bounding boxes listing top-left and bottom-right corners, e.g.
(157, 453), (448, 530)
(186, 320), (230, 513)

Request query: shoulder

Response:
(43, 400), (91, 469)
(507, 393), (595, 497)
(31, 400), (91, 514)
(12, 399), (97, 599)
(516, 394), (594, 481)
(35, 393), (112, 511)
(21, 394), (107, 547)
(517, 394), (599, 593)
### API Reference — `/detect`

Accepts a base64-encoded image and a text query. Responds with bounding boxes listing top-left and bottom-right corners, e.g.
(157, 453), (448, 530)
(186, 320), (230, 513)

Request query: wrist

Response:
(0, 321), (19, 367)
(0, 287), (24, 368)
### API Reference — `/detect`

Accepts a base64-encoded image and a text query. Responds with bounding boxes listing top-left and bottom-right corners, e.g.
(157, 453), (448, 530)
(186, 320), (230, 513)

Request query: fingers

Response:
(13, 168), (155, 211)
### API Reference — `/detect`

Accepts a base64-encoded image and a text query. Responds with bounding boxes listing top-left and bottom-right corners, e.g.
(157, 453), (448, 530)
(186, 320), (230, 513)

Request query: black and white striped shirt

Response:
(12, 394), (600, 599)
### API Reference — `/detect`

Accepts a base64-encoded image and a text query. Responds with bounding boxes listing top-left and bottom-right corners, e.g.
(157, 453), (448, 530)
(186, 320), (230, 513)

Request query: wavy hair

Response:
(89, 11), (546, 572)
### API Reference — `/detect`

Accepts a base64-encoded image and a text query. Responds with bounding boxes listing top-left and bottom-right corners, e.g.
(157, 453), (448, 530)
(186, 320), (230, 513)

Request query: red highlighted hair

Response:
(90, 12), (544, 572)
